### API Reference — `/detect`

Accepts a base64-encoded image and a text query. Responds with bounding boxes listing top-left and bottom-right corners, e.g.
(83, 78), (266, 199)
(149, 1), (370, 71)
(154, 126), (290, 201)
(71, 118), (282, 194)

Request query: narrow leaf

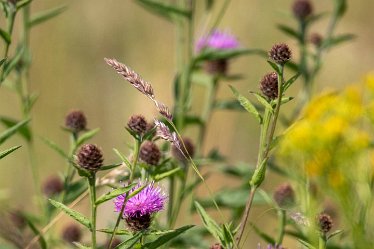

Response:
(154, 168), (180, 182)
(328, 229), (344, 240)
(40, 136), (69, 159)
(229, 85), (262, 124)
(0, 29), (11, 44)
(0, 116), (31, 141)
(95, 183), (136, 205)
(97, 228), (131, 235)
(298, 239), (317, 249)
(250, 92), (273, 112)
(142, 225), (194, 249)
(99, 163), (122, 171)
(277, 24), (300, 41)
(116, 232), (142, 249)
(113, 148), (132, 169)
(2, 46), (25, 80)
(25, 217), (47, 249)
(76, 128), (100, 147)
(73, 242), (92, 249)
(194, 201), (223, 241)
(0, 58), (6, 68)
(135, 0), (191, 22)
(0, 118), (30, 145)
(16, 0), (32, 9)
(267, 60), (281, 74)
(49, 199), (92, 230)
(0, 145), (21, 160)
(323, 34), (355, 49)
(283, 73), (300, 91)
(29, 5), (67, 27)
(213, 99), (246, 111)
(250, 223), (276, 245)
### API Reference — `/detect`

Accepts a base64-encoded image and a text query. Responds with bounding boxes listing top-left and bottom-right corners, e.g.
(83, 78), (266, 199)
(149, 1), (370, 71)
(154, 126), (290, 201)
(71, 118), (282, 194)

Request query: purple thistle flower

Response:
(114, 182), (167, 217)
(196, 30), (239, 52)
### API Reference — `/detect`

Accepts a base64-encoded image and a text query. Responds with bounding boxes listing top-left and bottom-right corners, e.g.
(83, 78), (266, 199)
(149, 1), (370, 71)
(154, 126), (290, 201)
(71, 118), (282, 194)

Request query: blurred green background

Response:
(0, 0), (373, 247)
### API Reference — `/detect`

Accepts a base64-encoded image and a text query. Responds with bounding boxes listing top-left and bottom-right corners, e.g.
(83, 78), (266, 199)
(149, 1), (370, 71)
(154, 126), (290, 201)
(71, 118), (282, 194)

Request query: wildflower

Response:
(65, 110), (87, 134)
(196, 30), (239, 75)
(127, 114), (148, 135)
(42, 175), (64, 197)
(269, 43), (292, 65)
(273, 183), (295, 208)
(76, 144), (104, 172)
(172, 137), (195, 163)
(210, 243), (223, 249)
(292, 0), (313, 20)
(114, 182), (167, 231)
(61, 224), (82, 243)
(260, 72), (278, 99)
(317, 213), (333, 234)
(139, 141), (161, 166)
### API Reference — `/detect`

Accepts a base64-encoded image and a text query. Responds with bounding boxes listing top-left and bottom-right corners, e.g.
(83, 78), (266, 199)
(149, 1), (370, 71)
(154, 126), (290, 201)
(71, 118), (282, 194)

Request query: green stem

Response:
(167, 175), (175, 226)
(276, 210), (286, 245)
(237, 65), (285, 245)
(319, 235), (326, 249)
(169, 166), (189, 228)
(0, 7), (16, 84)
(88, 174), (97, 249)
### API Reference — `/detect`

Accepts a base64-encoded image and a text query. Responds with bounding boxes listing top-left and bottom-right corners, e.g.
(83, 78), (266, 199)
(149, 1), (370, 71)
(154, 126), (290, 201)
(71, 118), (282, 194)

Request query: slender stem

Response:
(276, 210), (286, 245)
(319, 235), (326, 249)
(169, 166), (189, 228)
(0, 7), (16, 84)
(236, 65), (285, 245)
(88, 174), (97, 249)
(167, 175), (175, 226)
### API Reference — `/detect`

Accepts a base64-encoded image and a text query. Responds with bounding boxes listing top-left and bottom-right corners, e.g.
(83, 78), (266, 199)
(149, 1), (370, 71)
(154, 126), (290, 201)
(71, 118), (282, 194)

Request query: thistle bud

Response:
(210, 243), (223, 249)
(171, 137), (195, 163)
(260, 72), (278, 99)
(292, 0), (313, 20)
(62, 224), (82, 243)
(269, 43), (292, 65)
(310, 33), (323, 47)
(76, 144), (104, 172)
(127, 114), (148, 135)
(139, 141), (161, 166)
(125, 213), (152, 232)
(65, 110), (87, 134)
(273, 183), (295, 208)
(317, 213), (333, 234)
(42, 175), (64, 197)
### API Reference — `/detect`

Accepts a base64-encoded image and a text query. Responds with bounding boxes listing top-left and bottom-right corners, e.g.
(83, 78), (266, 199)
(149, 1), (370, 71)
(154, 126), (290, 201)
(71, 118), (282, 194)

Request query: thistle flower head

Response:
(114, 182), (167, 231)
(65, 110), (87, 133)
(76, 144), (104, 172)
(317, 213), (333, 234)
(61, 224), (82, 243)
(196, 30), (239, 52)
(260, 72), (279, 99)
(139, 141), (161, 166)
(273, 183), (295, 208)
(269, 43), (292, 65)
(210, 243), (223, 249)
(310, 33), (323, 47)
(42, 175), (64, 197)
(127, 114), (148, 135)
(292, 0), (313, 20)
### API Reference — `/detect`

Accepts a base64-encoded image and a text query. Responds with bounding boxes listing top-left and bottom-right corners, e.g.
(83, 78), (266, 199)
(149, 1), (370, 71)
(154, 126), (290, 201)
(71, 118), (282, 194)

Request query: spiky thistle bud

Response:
(260, 72), (278, 99)
(310, 33), (323, 47)
(42, 175), (64, 197)
(65, 110), (87, 133)
(273, 183), (295, 208)
(139, 141), (161, 166)
(171, 137), (195, 163)
(76, 144), (104, 172)
(317, 213), (333, 234)
(210, 243), (223, 249)
(62, 224), (82, 243)
(269, 43), (292, 65)
(127, 114), (148, 135)
(292, 0), (313, 20)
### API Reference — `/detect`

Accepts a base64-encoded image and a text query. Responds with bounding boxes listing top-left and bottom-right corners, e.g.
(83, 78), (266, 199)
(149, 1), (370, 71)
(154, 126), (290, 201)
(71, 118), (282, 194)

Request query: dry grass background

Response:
(0, 0), (373, 247)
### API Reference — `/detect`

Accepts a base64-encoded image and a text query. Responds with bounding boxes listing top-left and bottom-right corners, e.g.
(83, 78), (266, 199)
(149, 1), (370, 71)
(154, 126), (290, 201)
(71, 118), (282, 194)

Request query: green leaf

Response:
(76, 128), (100, 148)
(97, 228), (131, 235)
(99, 163), (122, 171)
(0, 145), (21, 160)
(280, 96), (294, 105)
(195, 48), (266, 62)
(335, 0), (347, 18)
(135, 0), (191, 22)
(49, 199), (92, 230)
(0, 58), (6, 68)
(0, 29), (11, 44)
(306, 12), (328, 24)
(25, 216), (47, 249)
(194, 201), (223, 242)
(29, 5), (67, 27)
(328, 229), (344, 240)
(298, 239), (317, 249)
(16, 0), (32, 9)
(213, 99), (246, 111)
(2, 45), (25, 80)
(323, 34), (355, 49)
(184, 115), (204, 126)
(40, 136), (69, 159)
(283, 73), (300, 91)
(250, 158), (268, 187)
(277, 24), (300, 41)
(250, 92), (273, 112)
(229, 85), (262, 124)
(115, 232), (142, 249)
(0, 118), (30, 145)
(113, 148), (132, 169)
(250, 223), (276, 245)
(142, 225), (194, 249)
(73, 242), (92, 249)
(95, 183), (136, 205)
(267, 60), (281, 74)
(65, 179), (88, 204)
(154, 167), (180, 182)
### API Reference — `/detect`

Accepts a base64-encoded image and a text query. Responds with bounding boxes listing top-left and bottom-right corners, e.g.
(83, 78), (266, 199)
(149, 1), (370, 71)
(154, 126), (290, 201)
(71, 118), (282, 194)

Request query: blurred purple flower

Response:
(257, 244), (285, 249)
(196, 30), (239, 52)
(114, 182), (167, 218)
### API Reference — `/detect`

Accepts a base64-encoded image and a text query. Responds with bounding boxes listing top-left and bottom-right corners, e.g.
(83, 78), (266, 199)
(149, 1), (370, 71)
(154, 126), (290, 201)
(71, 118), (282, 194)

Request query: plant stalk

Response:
(88, 174), (97, 249)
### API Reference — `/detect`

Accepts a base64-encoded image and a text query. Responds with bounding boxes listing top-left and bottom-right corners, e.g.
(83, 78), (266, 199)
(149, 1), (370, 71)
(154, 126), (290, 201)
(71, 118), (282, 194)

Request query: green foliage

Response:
(0, 118), (30, 144)
(0, 145), (21, 160)
(95, 183), (136, 205)
(229, 85), (262, 124)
